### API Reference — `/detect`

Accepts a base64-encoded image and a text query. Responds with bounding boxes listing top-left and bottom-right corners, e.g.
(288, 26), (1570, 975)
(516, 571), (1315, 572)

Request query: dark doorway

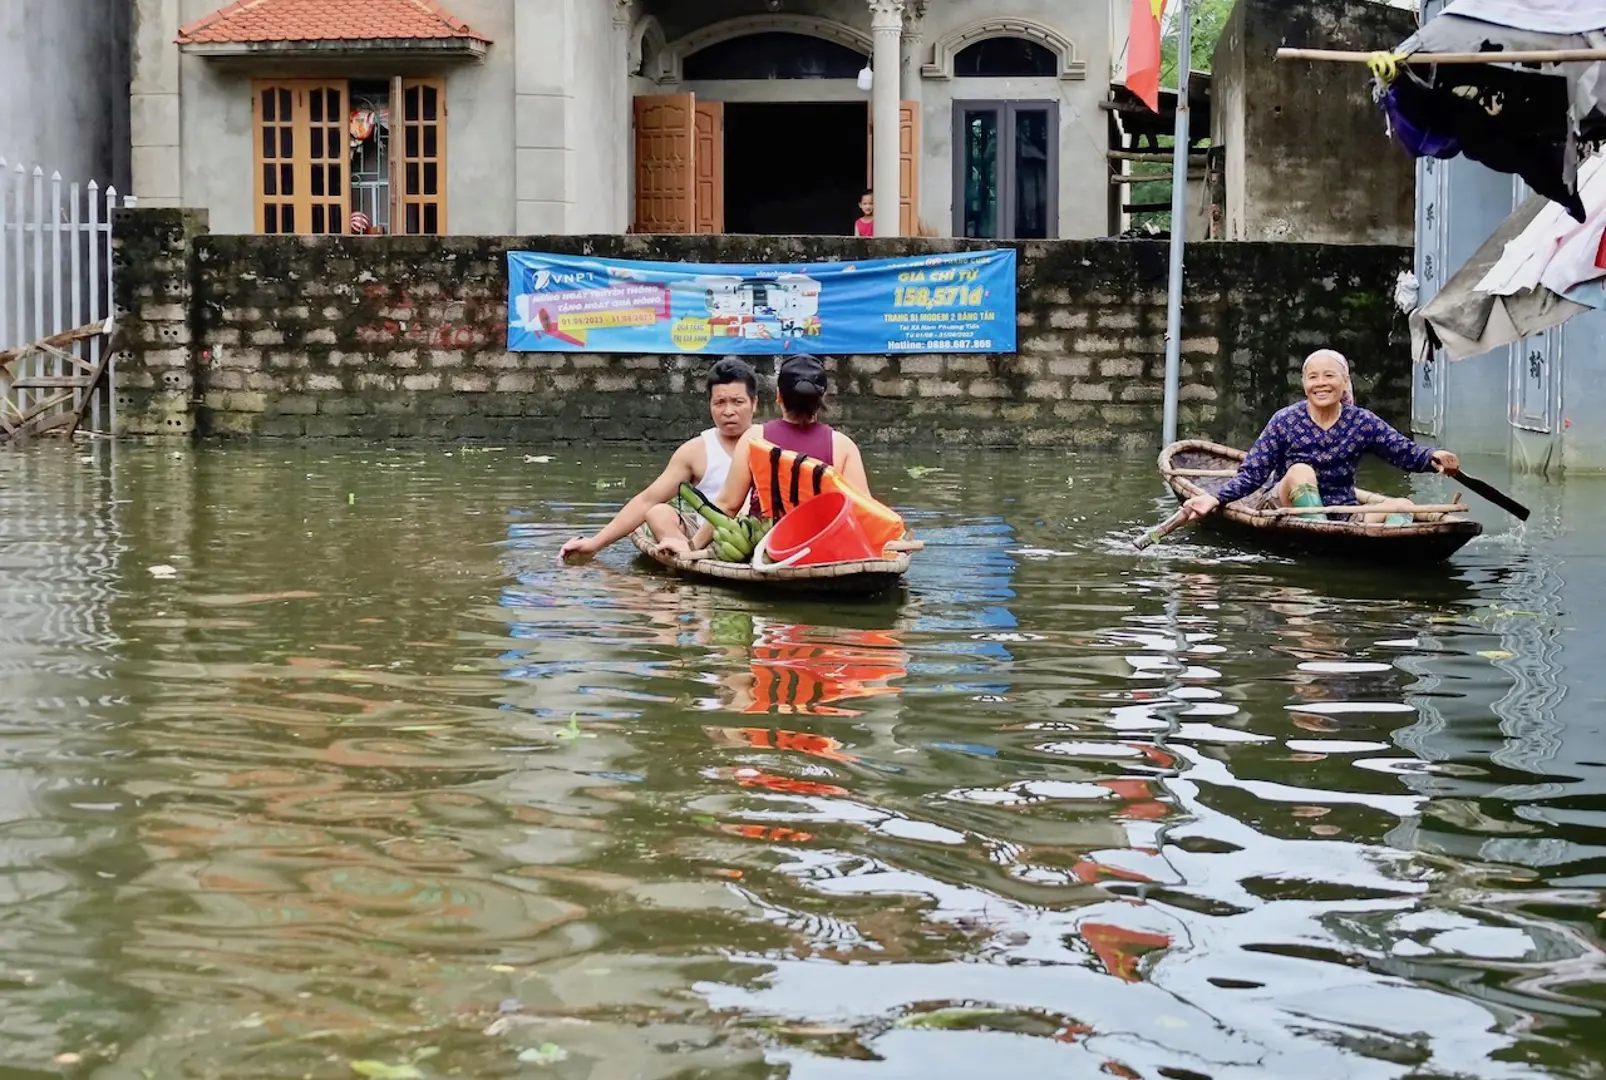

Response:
(723, 103), (868, 235)
(684, 33), (867, 80)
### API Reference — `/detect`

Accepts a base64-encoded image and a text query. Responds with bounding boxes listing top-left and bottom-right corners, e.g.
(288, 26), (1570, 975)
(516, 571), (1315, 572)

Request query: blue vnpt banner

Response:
(505, 249), (1017, 355)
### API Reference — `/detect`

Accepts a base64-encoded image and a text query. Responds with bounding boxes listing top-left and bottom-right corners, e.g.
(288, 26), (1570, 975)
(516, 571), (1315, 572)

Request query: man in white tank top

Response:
(559, 359), (758, 561)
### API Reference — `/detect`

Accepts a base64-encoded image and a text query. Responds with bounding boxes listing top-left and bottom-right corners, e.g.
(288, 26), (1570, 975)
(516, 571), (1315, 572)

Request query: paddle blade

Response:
(1133, 509), (1190, 551)
(1451, 469), (1530, 522)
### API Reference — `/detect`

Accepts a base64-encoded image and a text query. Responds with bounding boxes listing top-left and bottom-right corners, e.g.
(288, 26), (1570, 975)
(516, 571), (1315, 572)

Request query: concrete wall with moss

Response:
(111, 208), (1412, 447)
(1212, 0), (1417, 246)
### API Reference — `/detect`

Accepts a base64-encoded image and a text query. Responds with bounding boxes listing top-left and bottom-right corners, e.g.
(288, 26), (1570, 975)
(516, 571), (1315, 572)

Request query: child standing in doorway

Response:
(854, 191), (874, 237)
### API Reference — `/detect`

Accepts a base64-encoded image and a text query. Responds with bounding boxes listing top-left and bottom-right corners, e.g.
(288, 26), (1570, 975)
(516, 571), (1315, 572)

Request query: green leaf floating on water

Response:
(349, 1062), (423, 1080)
(1478, 650), (1515, 660)
(905, 466), (943, 480)
(517, 1043), (569, 1065)
(555, 714), (597, 741)
(894, 1006), (1010, 1030)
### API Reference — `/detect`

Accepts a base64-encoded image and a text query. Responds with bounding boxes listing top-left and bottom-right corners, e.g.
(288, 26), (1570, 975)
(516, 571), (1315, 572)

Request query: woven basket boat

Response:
(1159, 439), (1483, 564)
(628, 524), (916, 597)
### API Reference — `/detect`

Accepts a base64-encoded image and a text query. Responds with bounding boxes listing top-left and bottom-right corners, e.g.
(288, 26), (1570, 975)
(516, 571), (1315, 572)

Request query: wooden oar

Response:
(1447, 468), (1530, 521)
(1133, 509), (1191, 550)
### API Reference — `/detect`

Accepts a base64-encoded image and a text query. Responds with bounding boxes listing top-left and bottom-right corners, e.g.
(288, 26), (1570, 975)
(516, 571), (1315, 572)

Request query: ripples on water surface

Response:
(1, 443), (1604, 1078)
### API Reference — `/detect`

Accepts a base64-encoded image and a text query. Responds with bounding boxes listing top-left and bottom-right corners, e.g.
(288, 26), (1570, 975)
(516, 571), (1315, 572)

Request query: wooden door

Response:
(303, 83), (348, 235)
(254, 82), (299, 234)
(866, 101), (922, 235)
(634, 94), (697, 234)
(898, 102), (920, 237)
(399, 78), (448, 234)
(252, 79), (349, 235)
(694, 100), (724, 235)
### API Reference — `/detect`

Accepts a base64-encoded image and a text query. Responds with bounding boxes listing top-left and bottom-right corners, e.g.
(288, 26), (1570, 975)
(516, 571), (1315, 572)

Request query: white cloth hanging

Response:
(1477, 151), (1606, 295)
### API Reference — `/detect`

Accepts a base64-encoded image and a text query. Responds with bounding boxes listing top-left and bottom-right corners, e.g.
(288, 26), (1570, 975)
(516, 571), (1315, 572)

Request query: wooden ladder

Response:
(0, 318), (115, 443)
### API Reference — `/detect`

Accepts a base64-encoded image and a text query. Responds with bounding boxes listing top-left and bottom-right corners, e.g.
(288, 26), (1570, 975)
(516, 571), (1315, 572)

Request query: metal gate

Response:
(0, 159), (132, 440)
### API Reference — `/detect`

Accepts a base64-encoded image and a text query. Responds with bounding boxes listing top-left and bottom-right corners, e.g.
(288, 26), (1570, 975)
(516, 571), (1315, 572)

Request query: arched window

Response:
(682, 32), (867, 80)
(954, 37), (1058, 77)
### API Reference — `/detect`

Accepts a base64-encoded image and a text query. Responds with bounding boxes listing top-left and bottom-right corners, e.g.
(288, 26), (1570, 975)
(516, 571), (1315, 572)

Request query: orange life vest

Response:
(747, 435), (906, 553)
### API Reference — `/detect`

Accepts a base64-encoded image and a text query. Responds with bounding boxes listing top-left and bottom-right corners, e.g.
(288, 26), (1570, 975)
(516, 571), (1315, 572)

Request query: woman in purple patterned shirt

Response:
(1182, 350), (1460, 524)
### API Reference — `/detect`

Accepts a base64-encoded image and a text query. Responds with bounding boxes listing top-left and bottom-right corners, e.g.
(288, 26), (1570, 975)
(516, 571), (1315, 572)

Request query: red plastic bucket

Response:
(761, 491), (877, 567)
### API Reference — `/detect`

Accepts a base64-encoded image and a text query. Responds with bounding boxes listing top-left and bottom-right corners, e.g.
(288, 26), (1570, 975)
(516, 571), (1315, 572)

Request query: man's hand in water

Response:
(559, 536), (602, 562)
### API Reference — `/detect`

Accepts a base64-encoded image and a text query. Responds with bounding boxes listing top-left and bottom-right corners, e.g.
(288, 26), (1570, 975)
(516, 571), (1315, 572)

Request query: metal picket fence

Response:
(0, 159), (132, 440)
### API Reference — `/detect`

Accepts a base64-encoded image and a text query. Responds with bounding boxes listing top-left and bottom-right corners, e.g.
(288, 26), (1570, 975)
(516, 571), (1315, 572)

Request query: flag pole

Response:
(1161, 0), (1191, 449)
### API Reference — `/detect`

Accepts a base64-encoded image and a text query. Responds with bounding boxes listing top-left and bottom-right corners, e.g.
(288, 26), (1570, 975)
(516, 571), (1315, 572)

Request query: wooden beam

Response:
(8, 377), (93, 390)
(1123, 201), (1172, 213)
(1277, 47), (1606, 65)
(65, 336), (114, 439)
(1110, 173), (1205, 184)
(1108, 149), (1208, 163)
(0, 320), (107, 370)
(13, 391), (76, 425)
(389, 75), (403, 233)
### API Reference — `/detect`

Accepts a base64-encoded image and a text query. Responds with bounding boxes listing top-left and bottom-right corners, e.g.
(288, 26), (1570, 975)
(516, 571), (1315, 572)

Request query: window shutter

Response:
(253, 79), (349, 236)
(399, 79), (448, 235)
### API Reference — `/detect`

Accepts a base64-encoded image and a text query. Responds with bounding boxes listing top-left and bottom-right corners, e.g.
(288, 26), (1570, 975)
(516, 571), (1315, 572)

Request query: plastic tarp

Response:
(1411, 190), (1594, 362)
(1434, 0), (1606, 36)
(1398, 10), (1606, 122)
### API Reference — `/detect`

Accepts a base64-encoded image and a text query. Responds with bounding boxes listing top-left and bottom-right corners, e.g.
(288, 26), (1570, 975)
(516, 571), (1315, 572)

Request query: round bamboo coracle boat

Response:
(628, 524), (915, 597)
(1159, 439), (1482, 564)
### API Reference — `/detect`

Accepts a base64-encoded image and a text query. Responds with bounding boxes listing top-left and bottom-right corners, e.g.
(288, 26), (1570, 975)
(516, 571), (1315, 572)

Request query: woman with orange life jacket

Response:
(655, 354), (875, 557)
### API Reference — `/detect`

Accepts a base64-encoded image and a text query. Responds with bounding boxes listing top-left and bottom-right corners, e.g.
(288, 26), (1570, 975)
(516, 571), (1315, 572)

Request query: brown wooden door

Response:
(898, 102), (920, 237)
(252, 79), (349, 235)
(634, 94), (697, 234)
(399, 78), (448, 234)
(694, 100), (724, 235)
(865, 101), (922, 236)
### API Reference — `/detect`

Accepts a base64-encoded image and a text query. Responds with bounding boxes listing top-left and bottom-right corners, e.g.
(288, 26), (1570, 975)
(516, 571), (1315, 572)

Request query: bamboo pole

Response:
(1252, 503), (1470, 517)
(1277, 47), (1606, 65)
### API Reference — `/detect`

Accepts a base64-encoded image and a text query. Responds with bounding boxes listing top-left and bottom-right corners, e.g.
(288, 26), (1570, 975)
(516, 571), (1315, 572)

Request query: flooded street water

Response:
(3, 442), (1606, 1079)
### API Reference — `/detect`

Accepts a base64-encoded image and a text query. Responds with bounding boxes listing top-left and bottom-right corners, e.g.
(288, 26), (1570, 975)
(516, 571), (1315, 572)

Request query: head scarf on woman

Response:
(1304, 349), (1355, 406)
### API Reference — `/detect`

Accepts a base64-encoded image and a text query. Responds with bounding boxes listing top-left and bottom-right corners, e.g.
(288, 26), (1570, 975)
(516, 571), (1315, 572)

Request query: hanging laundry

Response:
(1385, 64), (1588, 220)
(1379, 84), (1461, 158)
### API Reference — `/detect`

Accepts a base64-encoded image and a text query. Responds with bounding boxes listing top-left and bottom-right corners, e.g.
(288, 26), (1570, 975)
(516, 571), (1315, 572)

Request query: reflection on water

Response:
(1, 444), (1604, 1077)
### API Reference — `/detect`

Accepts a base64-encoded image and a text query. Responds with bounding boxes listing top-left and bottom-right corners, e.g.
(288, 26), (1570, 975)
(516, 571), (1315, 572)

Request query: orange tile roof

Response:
(178, 0), (489, 45)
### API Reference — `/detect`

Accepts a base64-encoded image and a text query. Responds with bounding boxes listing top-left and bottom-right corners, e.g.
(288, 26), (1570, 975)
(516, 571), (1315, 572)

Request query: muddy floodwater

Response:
(2, 443), (1606, 1079)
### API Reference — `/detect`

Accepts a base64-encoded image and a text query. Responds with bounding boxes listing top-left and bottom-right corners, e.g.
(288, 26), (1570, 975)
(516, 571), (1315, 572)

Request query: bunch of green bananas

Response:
(679, 482), (773, 563)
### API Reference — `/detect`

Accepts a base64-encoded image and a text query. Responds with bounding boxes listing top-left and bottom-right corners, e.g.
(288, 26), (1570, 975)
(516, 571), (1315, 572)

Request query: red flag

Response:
(1126, 0), (1166, 113)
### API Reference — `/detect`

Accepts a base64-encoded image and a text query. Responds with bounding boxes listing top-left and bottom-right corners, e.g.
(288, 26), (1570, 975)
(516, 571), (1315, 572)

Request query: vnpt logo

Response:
(531, 268), (592, 291)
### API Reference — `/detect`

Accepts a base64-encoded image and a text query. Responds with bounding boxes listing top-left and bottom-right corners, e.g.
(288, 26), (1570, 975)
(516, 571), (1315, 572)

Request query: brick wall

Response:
(112, 210), (1413, 448)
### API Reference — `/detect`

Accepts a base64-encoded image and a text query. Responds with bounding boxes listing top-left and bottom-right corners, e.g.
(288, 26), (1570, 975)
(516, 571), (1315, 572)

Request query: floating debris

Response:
(349, 1062), (422, 1080)
(517, 1043), (569, 1065)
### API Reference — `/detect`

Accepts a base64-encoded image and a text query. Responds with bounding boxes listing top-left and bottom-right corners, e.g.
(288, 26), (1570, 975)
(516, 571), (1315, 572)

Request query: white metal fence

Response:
(0, 159), (133, 436)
